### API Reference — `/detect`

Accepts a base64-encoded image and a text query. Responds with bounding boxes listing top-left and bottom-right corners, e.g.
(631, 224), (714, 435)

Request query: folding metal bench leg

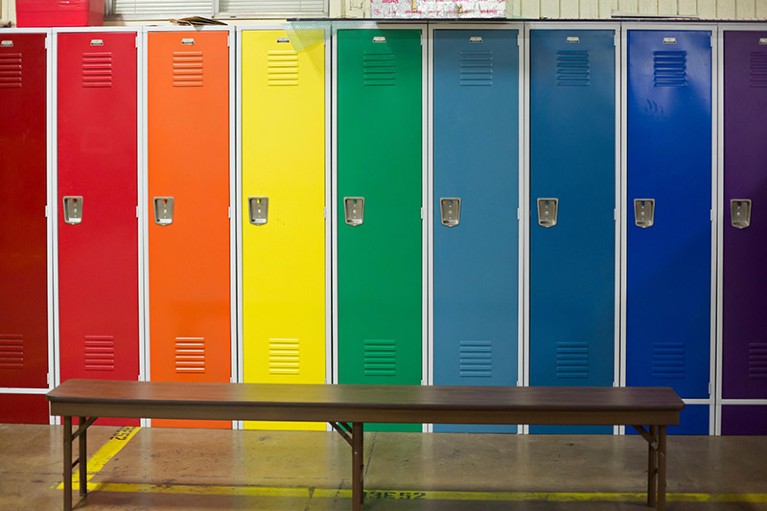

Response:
(352, 422), (364, 511)
(657, 426), (667, 511)
(648, 425), (658, 507)
(63, 416), (73, 511)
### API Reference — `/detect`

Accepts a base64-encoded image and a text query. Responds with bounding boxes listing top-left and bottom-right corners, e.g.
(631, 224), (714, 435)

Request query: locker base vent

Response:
(0, 334), (23, 369)
(175, 337), (205, 373)
(84, 335), (115, 372)
(652, 341), (685, 379)
(749, 342), (767, 379)
(556, 341), (589, 379)
(459, 340), (492, 378)
(364, 339), (396, 377)
(269, 338), (300, 375)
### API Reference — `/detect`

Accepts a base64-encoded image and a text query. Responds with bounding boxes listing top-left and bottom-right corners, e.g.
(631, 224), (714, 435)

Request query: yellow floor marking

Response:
(58, 482), (767, 504)
(54, 426), (140, 490)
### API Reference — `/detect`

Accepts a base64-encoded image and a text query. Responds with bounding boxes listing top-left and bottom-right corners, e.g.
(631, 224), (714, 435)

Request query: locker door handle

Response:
(153, 197), (174, 226)
(537, 198), (558, 228)
(731, 199), (752, 229)
(344, 197), (365, 226)
(440, 198), (461, 227)
(634, 198), (655, 228)
(62, 196), (83, 225)
(248, 197), (269, 226)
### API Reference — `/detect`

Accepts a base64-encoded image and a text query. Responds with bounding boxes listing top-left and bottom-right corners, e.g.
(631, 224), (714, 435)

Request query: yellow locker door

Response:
(241, 29), (326, 430)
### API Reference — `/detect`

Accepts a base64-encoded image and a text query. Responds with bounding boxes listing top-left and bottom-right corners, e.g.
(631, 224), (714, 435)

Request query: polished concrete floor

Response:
(1, 424), (766, 510)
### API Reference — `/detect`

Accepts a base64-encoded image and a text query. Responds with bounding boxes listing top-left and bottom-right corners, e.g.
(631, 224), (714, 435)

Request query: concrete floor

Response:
(1, 424), (766, 510)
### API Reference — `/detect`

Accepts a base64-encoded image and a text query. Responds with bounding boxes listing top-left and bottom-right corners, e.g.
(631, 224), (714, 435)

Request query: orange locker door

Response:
(146, 29), (232, 428)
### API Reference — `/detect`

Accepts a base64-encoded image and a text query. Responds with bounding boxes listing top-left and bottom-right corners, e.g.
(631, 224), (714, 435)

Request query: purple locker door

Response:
(0, 32), (50, 423)
(722, 31), (767, 401)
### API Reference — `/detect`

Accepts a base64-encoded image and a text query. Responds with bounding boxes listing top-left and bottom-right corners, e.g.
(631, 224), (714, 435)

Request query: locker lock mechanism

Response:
(248, 197), (269, 226)
(537, 198), (558, 228)
(63, 196), (84, 225)
(153, 197), (175, 226)
(440, 198), (461, 227)
(634, 198), (655, 228)
(344, 197), (365, 226)
(731, 199), (752, 229)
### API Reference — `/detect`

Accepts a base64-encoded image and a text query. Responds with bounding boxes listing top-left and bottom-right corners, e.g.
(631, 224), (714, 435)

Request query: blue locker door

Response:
(626, 30), (712, 434)
(529, 30), (617, 433)
(433, 29), (519, 433)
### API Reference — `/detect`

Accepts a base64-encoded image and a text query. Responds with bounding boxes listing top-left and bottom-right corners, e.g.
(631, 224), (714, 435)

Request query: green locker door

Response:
(336, 28), (423, 431)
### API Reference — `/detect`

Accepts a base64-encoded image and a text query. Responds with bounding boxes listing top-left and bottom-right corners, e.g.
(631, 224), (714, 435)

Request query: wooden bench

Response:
(48, 379), (683, 511)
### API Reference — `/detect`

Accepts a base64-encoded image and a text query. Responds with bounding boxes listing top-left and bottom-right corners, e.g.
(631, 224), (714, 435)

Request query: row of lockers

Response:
(1, 23), (765, 435)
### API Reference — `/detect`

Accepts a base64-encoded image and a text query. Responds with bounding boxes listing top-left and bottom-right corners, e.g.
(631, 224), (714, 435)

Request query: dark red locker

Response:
(0, 32), (50, 423)
(56, 31), (140, 428)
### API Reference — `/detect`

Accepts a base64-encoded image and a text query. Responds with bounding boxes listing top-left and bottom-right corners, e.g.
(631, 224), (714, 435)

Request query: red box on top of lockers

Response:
(16, 0), (104, 27)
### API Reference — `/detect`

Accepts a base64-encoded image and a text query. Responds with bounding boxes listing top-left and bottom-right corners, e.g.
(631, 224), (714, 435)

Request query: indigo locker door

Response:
(626, 30), (712, 433)
(721, 30), (767, 432)
(432, 28), (519, 433)
(147, 30), (231, 428)
(57, 32), (139, 397)
(240, 29), (326, 430)
(336, 29), (423, 428)
(528, 29), (616, 434)
(0, 32), (50, 423)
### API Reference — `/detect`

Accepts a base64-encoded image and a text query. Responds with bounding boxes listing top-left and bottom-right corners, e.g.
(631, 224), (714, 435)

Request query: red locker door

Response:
(57, 31), (140, 427)
(146, 30), (231, 428)
(0, 32), (50, 423)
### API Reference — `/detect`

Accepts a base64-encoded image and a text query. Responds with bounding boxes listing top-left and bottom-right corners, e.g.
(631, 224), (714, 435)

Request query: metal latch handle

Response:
(440, 198), (461, 227)
(731, 199), (752, 229)
(634, 198), (655, 228)
(344, 197), (365, 226)
(153, 197), (174, 226)
(248, 197), (269, 226)
(537, 198), (558, 228)
(63, 196), (83, 225)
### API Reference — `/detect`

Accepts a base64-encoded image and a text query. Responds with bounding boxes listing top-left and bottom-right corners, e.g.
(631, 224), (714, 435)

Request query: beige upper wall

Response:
(3, 0), (767, 25)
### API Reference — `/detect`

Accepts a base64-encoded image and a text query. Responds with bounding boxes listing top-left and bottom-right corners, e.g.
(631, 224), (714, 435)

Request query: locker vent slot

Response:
(652, 342), (685, 379)
(749, 342), (767, 379)
(363, 51), (395, 86)
(84, 335), (115, 371)
(363, 339), (396, 376)
(460, 51), (493, 87)
(556, 50), (590, 87)
(268, 338), (300, 375)
(0, 53), (22, 88)
(459, 340), (492, 378)
(556, 342), (589, 379)
(172, 51), (203, 88)
(0, 334), (24, 369)
(82, 52), (113, 88)
(750, 52), (767, 88)
(267, 50), (299, 87)
(653, 51), (687, 87)
(175, 337), (205, 373)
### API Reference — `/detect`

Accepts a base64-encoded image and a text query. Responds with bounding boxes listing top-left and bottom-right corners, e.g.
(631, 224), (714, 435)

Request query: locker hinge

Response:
(614, 208), (617, 221)
(517, 208), (520, 221)
(323, 207), (327, 219)
(228, 207), (232, 219)
(45, 205), (48, 218)
(708, 382), (712, 395)
(136, 35), (139, 48)
(614, 33), (618, 47)
(517, 33), (521, 47)
(420, 207), (424, 220)
(420, 33), (423, 46)
(136, 206), (139, 219)
(47, 373), (51, 386)
(711, 209), (714, 222)
(228, 35), (231, 47)
(45, 36), (49, 50)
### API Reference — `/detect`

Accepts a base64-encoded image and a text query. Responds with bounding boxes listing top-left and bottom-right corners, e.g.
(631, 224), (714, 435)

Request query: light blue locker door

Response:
(433, 28), (519, 433)
(626, 30), (712, 435)
(529, 29), (616, 434)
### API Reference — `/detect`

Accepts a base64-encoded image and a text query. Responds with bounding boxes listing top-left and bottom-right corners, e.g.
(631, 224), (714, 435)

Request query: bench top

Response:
(48, 380), (683, 426)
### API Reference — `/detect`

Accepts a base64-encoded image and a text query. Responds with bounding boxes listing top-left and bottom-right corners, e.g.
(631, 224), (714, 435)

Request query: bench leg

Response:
(63, 416), (73, 511)
(352, 422), (364, 511)
(648, 425), (657, 507)
(657, 426), (667, 511)
(79, 416), (88, 497)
